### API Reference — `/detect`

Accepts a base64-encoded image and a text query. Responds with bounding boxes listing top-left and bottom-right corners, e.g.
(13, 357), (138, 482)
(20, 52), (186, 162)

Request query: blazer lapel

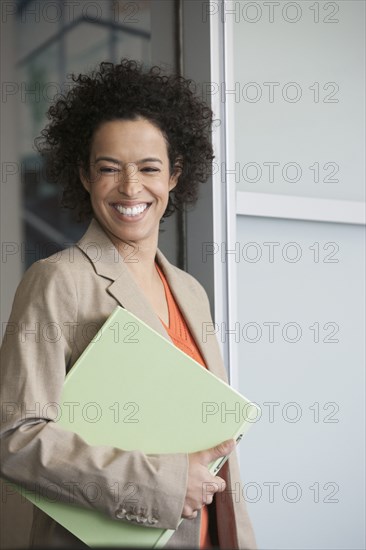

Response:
(76, 219), (221, 378)
(76, 219), (170, 341)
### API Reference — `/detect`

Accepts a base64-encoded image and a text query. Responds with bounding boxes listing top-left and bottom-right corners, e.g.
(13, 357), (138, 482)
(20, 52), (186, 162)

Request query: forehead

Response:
(90, 118), (169, 158)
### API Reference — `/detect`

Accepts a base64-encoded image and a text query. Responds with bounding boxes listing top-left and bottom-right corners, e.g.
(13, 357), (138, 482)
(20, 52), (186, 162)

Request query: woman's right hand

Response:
(182, 439), (236, 519)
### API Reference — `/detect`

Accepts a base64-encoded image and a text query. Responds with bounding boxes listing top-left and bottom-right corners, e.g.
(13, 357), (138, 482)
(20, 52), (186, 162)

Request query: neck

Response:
(106, 229), (161, 291)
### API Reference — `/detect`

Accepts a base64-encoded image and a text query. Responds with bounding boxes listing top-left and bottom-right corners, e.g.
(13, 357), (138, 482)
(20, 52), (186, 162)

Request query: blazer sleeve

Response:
(0, 259), (188, 530)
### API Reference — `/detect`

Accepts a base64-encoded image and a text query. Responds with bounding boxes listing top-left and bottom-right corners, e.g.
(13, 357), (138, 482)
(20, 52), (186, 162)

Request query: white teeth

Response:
(115, 203), (148, 216)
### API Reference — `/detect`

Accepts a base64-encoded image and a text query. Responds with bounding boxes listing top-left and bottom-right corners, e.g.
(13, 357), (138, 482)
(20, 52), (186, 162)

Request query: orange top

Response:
(155, 262), (213, 550)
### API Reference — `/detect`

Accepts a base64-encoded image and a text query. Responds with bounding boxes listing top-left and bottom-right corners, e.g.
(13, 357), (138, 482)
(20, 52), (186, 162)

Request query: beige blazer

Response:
(0, 218), (257, 549)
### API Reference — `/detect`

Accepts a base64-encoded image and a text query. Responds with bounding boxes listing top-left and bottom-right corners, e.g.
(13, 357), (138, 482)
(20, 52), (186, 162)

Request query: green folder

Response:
(13, 306), (259, 547)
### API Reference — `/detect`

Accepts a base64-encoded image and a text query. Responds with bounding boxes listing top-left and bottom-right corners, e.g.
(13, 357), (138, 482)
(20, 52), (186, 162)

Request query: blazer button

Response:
(147, 517), (159, 525)
(115, 507), (127, 519)
(135, 515), (144, 523)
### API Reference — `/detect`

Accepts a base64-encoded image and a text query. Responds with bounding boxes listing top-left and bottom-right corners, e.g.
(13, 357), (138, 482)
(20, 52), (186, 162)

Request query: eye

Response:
(99, 167), (120, 174)
(141, 167), (160, 173)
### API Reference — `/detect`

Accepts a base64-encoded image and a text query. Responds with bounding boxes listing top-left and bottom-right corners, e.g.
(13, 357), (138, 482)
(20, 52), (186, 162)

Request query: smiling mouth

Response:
(111, 203), (151, 217)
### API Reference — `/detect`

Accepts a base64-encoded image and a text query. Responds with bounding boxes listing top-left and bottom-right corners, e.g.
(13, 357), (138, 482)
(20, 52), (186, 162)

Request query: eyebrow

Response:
(94, 156), (163, 165)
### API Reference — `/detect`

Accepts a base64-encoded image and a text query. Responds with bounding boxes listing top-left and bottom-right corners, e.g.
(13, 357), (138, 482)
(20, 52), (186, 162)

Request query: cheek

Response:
(89, 179), (114, 199)
(157, 184), (170, 204)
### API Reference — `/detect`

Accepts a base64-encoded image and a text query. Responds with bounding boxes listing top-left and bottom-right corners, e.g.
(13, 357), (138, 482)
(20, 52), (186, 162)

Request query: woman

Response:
(0, 60), (257, 549)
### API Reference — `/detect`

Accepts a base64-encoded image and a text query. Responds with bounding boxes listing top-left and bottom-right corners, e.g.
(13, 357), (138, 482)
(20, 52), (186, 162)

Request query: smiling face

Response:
(80, 117), (180, 252)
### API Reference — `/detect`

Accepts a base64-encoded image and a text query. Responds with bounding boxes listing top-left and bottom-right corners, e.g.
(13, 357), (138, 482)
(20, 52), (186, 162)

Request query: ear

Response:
(169, 158), (183, 192)
(79, 165), (91, 193)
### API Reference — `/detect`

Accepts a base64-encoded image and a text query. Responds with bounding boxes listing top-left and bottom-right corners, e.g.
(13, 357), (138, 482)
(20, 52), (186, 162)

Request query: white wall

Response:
(236, 216), (365, 549)
(231, 0), (365, 202)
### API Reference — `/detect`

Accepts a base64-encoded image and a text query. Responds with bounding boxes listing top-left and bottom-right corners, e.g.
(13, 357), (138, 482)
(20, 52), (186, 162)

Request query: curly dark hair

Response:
(35, 59), (214, 221)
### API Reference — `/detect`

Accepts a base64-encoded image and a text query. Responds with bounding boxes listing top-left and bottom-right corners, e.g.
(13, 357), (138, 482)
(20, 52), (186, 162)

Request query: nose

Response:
(117, 163), (142, 195)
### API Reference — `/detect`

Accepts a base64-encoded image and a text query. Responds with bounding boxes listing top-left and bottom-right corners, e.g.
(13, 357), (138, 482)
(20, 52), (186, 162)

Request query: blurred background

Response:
(1, 1), (365, 549)
(2, 0), (181, 275)
(16, 0), (153, 270)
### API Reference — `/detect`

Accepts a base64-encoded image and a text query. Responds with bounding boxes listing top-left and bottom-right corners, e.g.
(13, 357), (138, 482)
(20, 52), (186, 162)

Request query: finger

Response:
(200, 439), (236, 465)
(182, 504), (200, 518)
(204, 493), (214, 505)
(212, 476), (226, 492)
(202, 479), (225, 495)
